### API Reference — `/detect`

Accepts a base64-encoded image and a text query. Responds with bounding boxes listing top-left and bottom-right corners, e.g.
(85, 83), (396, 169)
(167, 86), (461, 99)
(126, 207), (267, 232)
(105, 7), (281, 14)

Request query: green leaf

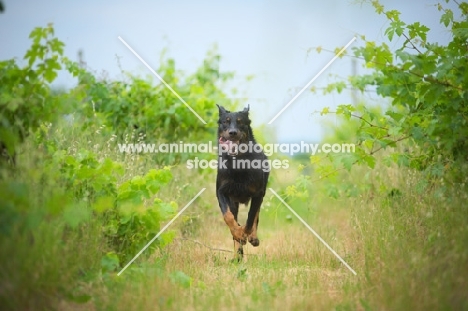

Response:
(336, 104), (354, 119)
(411, 127), (425, 140)
(388, 126), (402, 136)
(118, 207), (133, 224)
(390, 20), (406, 37)
(43, 69), (58, 83)
(385, 111), (404, 122)
(49, 37), (65, 55)
(326, 184), (339, 199)
(395, 153), (410, 167)
(362, 154), (376, 169)
(340, 153), (360, 171)
(385, 10), (401, 21)
(371, 1), (384, 14)
(384, 28), (395, 41)
(440, 9), (453, 27)
(158, 231), (175, 247)
(29, 27), (45, 44)
(156, 200), (177, 220)
(408, 22), (430, 42)
(101, 252), (120, 273)
(76, 167), (94, 179)
(94, 196), (114, 213)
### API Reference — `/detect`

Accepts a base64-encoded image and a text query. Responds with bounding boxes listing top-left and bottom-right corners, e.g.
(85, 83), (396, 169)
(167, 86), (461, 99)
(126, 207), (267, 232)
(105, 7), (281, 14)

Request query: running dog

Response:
(216, 104), (269, 259)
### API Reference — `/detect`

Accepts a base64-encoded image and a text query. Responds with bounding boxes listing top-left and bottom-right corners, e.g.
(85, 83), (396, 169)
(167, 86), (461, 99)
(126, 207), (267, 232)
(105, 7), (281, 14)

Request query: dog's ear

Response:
(242, 105), (250, 114)
(217, 104), (229, 115)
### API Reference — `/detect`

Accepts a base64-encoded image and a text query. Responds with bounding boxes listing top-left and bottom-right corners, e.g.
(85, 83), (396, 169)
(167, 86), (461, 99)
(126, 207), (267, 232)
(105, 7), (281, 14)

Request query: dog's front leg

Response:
(217, 191), (246, 244)
(245, 196), (263, 247)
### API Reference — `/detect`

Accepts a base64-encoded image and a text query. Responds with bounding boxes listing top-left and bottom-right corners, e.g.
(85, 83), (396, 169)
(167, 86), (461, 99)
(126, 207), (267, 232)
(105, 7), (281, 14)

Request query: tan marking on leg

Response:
(224, 209), (246, 244)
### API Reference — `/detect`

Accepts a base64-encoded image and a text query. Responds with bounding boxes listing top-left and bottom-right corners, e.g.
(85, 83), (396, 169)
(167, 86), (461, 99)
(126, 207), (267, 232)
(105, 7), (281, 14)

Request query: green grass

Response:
(1, 122), (468, 310)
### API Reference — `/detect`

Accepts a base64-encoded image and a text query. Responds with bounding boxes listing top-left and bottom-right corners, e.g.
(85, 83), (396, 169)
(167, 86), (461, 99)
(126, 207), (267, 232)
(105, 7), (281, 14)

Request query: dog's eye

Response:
(237, 118), (242, 124)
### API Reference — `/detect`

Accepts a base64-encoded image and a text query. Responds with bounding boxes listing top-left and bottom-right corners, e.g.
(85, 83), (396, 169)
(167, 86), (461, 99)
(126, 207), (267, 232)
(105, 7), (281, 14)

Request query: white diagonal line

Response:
(269, 188), (357, 275)
(117, 188), (206, 276)
(118, 36), (207, 125)
(268, 36), (357, 124)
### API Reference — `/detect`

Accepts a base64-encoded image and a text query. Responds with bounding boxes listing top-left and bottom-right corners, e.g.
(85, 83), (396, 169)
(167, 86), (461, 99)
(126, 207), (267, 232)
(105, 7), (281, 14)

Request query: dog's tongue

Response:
(219, 137), (238, 155)
(218, 136), (227, 145)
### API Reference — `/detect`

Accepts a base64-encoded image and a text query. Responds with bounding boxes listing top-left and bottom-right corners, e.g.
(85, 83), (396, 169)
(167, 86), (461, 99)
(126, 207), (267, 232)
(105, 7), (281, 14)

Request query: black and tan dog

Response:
(216, 104), (269, 259)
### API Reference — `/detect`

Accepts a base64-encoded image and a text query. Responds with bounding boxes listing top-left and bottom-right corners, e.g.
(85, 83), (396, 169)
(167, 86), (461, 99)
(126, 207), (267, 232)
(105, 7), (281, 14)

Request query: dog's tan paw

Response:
(230, 225), (247, 245)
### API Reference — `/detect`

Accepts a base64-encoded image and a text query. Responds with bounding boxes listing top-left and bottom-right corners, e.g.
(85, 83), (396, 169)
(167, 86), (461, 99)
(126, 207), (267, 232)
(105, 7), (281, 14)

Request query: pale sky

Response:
(0, 0), (456, 142)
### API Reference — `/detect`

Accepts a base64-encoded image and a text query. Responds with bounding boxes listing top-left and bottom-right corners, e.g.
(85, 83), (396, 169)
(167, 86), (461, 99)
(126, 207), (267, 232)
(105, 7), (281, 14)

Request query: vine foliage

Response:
(319, 1), (468, 182)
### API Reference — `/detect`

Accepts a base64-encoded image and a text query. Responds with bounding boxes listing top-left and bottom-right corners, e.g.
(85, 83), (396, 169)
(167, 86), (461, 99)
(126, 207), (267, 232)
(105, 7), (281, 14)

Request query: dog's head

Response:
(217, 105), (251, 156)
